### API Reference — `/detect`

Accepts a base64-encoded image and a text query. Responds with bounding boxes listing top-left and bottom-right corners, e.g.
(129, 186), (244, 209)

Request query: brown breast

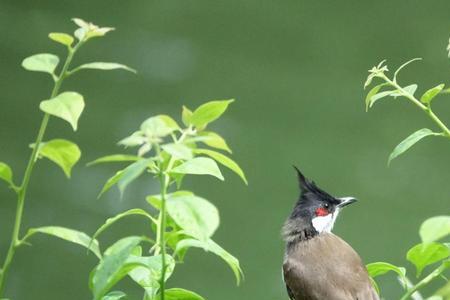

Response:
(283, 233), (379, 300)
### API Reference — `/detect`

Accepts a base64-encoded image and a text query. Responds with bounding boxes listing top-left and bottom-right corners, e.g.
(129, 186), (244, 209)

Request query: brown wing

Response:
(283, 233), (379, 300)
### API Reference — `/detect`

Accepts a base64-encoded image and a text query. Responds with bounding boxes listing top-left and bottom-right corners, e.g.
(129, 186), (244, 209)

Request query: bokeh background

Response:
(1, 1), (450, 299)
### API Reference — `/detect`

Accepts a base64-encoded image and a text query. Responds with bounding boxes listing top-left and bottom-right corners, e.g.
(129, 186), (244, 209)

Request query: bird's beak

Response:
(337, 197), (357, 208)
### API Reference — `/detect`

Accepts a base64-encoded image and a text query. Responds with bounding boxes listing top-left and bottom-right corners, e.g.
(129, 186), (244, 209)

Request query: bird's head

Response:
(284, 167), (357, 239)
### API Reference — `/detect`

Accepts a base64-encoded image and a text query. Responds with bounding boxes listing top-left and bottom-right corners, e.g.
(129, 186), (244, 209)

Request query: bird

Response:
(282, 167), (379, 300)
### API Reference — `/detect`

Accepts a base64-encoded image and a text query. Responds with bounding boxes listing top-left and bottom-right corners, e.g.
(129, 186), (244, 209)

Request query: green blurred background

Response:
(1, 0), (450, 299)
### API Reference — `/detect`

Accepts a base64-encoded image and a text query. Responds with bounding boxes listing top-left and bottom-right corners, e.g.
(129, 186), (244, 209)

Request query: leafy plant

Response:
(364, 58), (450, 165)
(363, 54), (450, 299)
(0, 18), (134, 297)
(87, 100), (247, 299)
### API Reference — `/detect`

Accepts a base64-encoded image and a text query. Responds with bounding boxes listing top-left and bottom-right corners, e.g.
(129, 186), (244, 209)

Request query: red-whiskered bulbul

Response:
(282, 167), (379, 300)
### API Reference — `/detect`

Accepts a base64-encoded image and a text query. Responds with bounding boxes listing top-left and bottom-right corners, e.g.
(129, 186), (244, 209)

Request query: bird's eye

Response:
(323, 203), (329, 209)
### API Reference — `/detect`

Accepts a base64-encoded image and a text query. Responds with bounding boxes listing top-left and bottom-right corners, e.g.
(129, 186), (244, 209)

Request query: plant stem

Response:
(158, 173), (169, 300)
(382, 75), (450, 137)
(400, 262), (449, 300)
(155, 127), (191, 300)
(0, 42), (82, 296)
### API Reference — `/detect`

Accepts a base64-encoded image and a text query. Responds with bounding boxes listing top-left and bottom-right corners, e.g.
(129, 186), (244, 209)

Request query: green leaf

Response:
(128, 254), (175, 289)
(24, 226), (101, 258)
(365, 83), (388, 111)
(194, 149), (247, 184)
(176, 238), (243, 285)
(156, 288), (205, 300)
(37, 139), (81, 178)
(166, 194), (219, 241)
(118, 131), (146, 148)
(182, 106), (193, 126)
(190, 99), (234, 128)
(87, 154), (140, 166)
(91, 209), (156, 244)
(171, 157), (223, 180)
(48, 33), (74, 47)
(162, 143), (193, 160)
(117, 159), (152, 196)
(146, 190), (194, 209)
(140, 115), (180, 138)
(196, 131), (232, 153)
(40, 92), (85, 131)
(98, 159), (153, 198)
(366, 262), (407, 288)
(90, 236), (143, 300)
(73, 62), (136, 73)
(420, 216), (450, 243)
(366, 90), (395, 109)
(0, 162), (14, 187)
(388, 129), (439, 165)
(407, 242), (450, 277)
(98, 170), (124, 198)
(22, 53), (59, 76)
(391, 84), (418, 98)
(421, 84), (445, 104)
(102, 291), (127, 300)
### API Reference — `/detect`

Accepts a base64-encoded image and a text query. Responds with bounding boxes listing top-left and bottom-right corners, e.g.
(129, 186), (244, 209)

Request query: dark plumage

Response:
(282, 167), (378, 300)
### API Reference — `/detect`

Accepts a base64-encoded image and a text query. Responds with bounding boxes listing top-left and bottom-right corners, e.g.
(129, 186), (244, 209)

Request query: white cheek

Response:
(312, 213), (336, 233)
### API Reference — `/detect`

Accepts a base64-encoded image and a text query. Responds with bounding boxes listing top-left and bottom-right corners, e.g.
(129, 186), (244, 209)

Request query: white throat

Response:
(311, 209), (340, 233)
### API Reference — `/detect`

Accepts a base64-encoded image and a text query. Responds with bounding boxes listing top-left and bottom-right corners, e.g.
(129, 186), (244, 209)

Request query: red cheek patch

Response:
(315, 207), (329, 217)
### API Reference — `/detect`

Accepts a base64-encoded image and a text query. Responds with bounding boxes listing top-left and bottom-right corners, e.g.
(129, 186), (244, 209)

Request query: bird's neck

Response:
(282, 218), (319, 245)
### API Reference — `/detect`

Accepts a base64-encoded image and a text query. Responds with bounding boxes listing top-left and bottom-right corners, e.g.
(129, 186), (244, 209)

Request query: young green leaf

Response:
(22, 53), (59, 77)
(366, 262), (407, 288)
(406, 242), (450, 277)
(182, 106), (193, 126)
(156, 288), (205, 300)
(23, 226), (101, 258)
(90, 236), (143, 300)
(365, 83), (388, 111)
(102, 291), (127, 300)
(91, 209), (156, 244)
(190, 99), (234, 128)
(72, 18), (115, 41)
(98, 170), (125, 198)
(118, 131), (146, 148)
(171, 157), (224, 180)
(196, 131), (232, 153)
(420, 84), (445, 104)
(166, 194), (219, 241)
(140, 115), (180, 138)
(366, 90), (395, 109)
(87, 154), (141, 166)
(420, 216), (450, 243)
(37, 139), (81, 178)
(48, 33), (74, 47)
(146, 190), (194, 209)
(176, 238), (243, 285)
(40, 92), (85, 131)
(162, 143), (193, 160)
(128, 254), (175, 290)
(388, 129), (439, 165)
(0, 162), (14, 187)
(194, 149), (247, 184)
(117, 159), (153, 196)
(72, 62), (136, 74)
(391, 84), (418, 98)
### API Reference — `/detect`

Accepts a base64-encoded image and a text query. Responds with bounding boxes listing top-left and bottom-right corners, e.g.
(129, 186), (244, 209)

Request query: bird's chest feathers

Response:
(311, 213), (337, 233)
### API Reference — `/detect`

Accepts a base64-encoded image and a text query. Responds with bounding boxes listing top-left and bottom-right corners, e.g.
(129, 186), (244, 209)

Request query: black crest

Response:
(292, 166), (337, 203)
